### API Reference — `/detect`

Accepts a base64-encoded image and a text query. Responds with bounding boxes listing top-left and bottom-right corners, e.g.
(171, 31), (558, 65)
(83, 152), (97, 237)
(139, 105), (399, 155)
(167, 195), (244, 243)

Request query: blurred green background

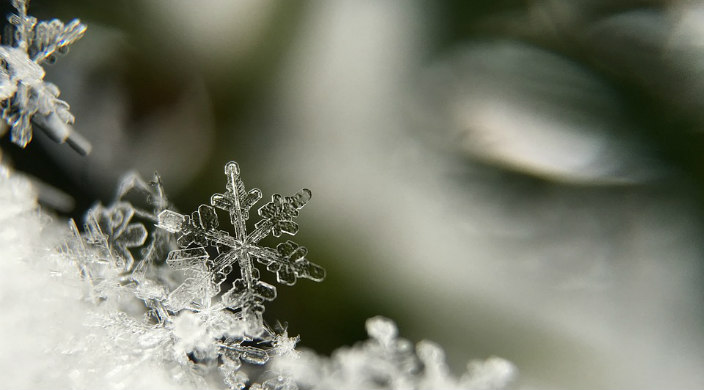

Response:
(3, 0), (704, 388)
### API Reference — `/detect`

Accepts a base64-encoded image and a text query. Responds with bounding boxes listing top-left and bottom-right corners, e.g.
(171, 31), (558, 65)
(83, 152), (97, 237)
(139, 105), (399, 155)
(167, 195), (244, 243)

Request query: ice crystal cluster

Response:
(60, 162), (327, 388)
(50, 162), (515, 389)
(0, 2), (516, 389)
(0, 0), (90, 154)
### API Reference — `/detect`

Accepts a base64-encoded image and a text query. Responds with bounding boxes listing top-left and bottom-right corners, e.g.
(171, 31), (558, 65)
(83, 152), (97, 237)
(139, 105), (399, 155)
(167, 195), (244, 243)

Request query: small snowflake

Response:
(0, 0), (90, 154)
(157, 161), (325, 336)
(64, 170), (174, 319)
(84, 202), (148, 271)
(81, 172), (171, 273)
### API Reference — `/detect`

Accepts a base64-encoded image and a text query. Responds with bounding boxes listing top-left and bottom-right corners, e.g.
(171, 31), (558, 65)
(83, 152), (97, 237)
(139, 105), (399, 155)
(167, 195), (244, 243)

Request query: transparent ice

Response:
(156, 161), (325, 336)
(64, 171), (174, 314)
(0, 0), (90, 154)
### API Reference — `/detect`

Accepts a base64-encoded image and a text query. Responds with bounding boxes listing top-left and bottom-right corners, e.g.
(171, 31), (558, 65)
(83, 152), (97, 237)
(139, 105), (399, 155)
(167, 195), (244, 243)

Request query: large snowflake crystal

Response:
(158, 161), (325, 334)
(0, 0), (90, 154)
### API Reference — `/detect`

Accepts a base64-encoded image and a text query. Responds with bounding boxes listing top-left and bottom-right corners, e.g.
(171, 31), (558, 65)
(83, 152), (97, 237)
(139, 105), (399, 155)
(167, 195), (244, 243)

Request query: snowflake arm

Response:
(250, 189), (312, 242)
(30, 19), (86, 64)
(251, 241), (326, 286)
(211, 161), (262, 240)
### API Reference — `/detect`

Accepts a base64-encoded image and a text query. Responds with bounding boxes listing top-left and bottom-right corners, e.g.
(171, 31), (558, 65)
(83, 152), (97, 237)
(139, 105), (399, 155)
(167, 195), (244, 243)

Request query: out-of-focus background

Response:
(3, 0), (704, 388)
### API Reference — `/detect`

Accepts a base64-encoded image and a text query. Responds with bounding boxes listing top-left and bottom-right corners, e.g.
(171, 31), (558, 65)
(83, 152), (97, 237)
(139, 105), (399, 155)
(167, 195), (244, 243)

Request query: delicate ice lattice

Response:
(79, 172), (168, 272)
(64, 171), (174, 319)
(0, 0), (90, 154)
(157, 161), (325, 335)
(96, 173), (171, 272)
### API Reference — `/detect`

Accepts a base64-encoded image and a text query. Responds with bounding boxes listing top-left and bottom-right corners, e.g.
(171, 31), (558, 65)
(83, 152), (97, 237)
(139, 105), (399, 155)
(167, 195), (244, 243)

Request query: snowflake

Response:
(64, 170), (174, 321)
(0, 0), (90, 154)
(81, 172), (170, 273)
(157, 161), (325, 335)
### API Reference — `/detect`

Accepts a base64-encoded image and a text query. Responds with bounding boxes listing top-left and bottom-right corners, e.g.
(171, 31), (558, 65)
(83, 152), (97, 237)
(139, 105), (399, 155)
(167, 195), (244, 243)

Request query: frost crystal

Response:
(266, 316), (516, 390)
(80, 172), (169, 272)
(0, 0), (90, 154)
(157, 161), (325, 335)
(63, 170), (174, 319)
